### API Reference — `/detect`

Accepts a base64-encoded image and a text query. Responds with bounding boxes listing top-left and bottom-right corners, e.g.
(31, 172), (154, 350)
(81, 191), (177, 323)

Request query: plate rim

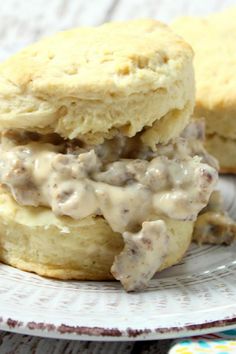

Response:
(1, 176), (236, 341)
(1, 313), (236, 341)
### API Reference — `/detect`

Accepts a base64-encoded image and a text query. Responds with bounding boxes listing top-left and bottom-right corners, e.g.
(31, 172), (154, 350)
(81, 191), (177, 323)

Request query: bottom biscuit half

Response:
(0, 188), (193, 281)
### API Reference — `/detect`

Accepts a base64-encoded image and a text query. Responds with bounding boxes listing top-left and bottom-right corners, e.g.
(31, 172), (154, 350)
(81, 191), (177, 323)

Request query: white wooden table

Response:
(0, 0), (236, 352)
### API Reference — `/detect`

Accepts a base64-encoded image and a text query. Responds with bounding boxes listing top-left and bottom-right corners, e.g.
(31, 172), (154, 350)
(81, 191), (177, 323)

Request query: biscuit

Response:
(205, 134), (236, 173)
(0, 19), (194, 146)
(172, 8), (236, 172)
(0, 187), (193, 280)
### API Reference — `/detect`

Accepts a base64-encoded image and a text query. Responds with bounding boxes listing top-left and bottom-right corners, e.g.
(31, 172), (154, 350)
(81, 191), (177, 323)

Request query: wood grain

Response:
(0, 331), (136, 354)
(0, 330), (173, 353)
(0, 0), (235, 352)
(0, 0), (235, 61)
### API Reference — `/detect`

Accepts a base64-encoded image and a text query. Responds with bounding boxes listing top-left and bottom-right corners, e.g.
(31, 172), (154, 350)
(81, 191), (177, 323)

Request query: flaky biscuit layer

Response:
(0, 19), (194, 145)
(0, 188), (193, 280)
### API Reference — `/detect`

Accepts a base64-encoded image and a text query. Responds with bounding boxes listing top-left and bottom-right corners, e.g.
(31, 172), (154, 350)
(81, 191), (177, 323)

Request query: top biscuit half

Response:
(0, 19), (194, 146)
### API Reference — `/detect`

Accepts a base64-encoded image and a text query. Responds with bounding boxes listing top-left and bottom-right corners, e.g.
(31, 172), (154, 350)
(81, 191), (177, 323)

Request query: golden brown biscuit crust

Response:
(0, 19), (194, 145)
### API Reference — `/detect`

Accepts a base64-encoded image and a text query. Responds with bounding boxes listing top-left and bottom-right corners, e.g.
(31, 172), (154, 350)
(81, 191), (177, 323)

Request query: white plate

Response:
(0, 176), (236, 341)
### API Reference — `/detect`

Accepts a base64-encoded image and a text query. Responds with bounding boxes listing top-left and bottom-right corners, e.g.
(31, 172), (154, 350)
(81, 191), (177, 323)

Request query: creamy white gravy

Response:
(0, 129), (218, 291)
(193, 191), (236, 246)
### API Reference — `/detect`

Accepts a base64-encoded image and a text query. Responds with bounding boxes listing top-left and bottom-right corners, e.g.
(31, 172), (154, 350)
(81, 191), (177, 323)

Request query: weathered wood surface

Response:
(1, 0), (235, 61)
(0, 0), (235, 352)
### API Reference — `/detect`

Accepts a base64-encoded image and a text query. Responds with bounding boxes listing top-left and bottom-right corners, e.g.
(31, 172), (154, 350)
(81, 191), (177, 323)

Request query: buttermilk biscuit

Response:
(0, 19), (194, 146)
(0, 188), (193, 280)
(0, 20), (218, 291)
(172, 8), (236, 172)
